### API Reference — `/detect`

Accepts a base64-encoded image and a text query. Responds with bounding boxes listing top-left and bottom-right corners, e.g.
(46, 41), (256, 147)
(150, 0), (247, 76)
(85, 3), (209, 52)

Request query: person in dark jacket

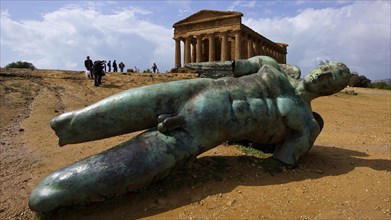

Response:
(113, 60), (118, 72)
(107, 60), (111, 72)
(92, 60), (104, 86)
(119, 62), (125, 73)
(84, 56), (94, 79)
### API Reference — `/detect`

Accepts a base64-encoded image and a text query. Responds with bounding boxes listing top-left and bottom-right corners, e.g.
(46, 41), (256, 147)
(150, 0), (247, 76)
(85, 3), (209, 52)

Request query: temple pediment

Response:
(173, 10), (243, 27)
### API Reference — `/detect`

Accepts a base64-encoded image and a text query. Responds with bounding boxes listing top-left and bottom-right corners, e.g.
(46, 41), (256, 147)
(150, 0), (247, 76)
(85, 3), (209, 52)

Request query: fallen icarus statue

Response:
(29, 56), (350, 212)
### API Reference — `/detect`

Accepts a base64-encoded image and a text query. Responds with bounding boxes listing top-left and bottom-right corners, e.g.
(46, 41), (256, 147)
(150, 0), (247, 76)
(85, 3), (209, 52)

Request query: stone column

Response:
(221, 32), (229, 61)
(259, 41), (264, 55)
(208, 34), (216, 62)
(191, 40), (196, 63)
(196, 36), (203, 63)
(234, 31), (242, 60)
(265, 44), (270, 57)
(184, 36), (191, 64)
(254, 39), (259, 56)
(175, 38), (181, 68)
(247, 35), (253, 58)
(278, 51), (282, 63)
(272, 47), (277, 60)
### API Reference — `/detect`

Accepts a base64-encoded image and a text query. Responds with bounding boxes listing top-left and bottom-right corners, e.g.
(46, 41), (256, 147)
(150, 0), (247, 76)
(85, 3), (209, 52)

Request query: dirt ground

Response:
(0, 68), (390, 220)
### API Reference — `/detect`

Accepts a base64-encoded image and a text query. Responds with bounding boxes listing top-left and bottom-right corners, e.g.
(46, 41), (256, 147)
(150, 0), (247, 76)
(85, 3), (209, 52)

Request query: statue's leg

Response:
(29, 129), (200, 212)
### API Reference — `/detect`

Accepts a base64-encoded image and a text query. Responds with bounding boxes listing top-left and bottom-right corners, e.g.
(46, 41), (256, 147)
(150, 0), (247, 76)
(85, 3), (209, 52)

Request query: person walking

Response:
(107, 60), (111, 72)
(113, 60), (118, 72)
(84, 56), (94, 79)
(152, 63), (158, 73)
(92, 60), (104, 86)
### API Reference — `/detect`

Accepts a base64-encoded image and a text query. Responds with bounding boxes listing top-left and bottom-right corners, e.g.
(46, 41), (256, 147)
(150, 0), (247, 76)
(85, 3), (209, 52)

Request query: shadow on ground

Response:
(38, 145), (390, 219)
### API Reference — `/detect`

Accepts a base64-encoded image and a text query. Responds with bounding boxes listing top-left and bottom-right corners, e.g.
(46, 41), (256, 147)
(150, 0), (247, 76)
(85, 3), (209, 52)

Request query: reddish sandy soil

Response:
(0, 68), (390, 219)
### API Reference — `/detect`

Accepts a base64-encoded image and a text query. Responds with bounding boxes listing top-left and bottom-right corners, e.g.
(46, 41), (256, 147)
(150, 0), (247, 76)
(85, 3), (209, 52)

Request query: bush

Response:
(5, 61), (36, 69)
(370, 82), (391, 90)
(349, 72), (371, 88)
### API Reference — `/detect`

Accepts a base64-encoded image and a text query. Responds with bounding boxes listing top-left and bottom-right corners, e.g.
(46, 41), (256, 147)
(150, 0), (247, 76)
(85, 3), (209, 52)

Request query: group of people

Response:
(84, 56), (128, 86)
(106, 60), (126, 73)
(84, 56), (106, 87)
(84, 56), (160, 86)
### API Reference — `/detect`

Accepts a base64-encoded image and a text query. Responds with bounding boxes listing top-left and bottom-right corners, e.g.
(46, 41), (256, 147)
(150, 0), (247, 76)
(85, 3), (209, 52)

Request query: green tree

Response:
(5, 61), (36, 69)
(349, 72), (371, 88)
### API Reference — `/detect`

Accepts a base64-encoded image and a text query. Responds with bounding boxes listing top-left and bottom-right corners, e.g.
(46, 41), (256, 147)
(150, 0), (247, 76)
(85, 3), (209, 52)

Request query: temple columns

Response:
(196, 36), (202, 63)
(191, 40), (196, 63)
(234, 31), (242, 60)
(247, 36), (253, 58)
(208, 34), (216, 62)
(175, 38), (181, 68)
(254, 40), (259, 55)
(184, 37), (192, 64)
(221, 32), (229, 61)
(174, 30), (287, 68)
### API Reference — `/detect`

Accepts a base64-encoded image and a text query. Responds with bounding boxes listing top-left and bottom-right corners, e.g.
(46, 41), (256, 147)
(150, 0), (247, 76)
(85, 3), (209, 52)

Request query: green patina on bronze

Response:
(29, 56), (351, 212)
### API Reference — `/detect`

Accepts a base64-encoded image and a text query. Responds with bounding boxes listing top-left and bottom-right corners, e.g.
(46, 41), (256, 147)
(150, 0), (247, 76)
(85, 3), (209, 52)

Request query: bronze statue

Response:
(29, 56), (350, 212)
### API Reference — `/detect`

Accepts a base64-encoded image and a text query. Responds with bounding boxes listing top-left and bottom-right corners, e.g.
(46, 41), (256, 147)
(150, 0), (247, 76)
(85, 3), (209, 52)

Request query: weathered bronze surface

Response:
(29, 56), (350, 212)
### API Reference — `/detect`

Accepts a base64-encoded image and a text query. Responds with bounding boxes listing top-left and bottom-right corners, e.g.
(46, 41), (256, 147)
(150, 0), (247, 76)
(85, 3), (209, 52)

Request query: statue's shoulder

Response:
(251, 64), (295, 96)
(278, 64), (301, 80)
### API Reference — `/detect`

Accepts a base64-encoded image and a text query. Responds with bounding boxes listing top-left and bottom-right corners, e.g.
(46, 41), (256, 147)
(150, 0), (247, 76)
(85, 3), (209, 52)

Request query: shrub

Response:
(5, 61), (36, 69)
(349, 72), (371, 88)
(370, 82), (391, 90)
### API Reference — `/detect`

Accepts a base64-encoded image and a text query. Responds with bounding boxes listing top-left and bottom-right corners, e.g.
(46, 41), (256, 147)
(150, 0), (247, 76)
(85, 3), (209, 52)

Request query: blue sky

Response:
(1, 1), (390, 80)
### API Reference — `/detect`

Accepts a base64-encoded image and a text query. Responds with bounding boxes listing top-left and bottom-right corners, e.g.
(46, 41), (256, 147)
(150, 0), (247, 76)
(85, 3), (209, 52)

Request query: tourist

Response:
(119, 62), (125, 73)
(113, 60), (118, 72)
(107, 60), (111, 72)
(152, 63), (158, 73)
(84, 56), (93, 79)
(92, 60), (104, 86)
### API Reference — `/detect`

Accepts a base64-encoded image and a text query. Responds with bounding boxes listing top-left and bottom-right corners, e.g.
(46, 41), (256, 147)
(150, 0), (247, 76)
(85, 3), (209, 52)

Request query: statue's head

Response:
(304, 62), (350, 96)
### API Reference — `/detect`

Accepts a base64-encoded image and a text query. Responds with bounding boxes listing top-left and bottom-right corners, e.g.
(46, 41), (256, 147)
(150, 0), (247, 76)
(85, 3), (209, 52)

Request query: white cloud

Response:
(166, 0), (191, 17)
(228, 0), (257, 11)
(244, 1), (390, 80)
(1, 5), (174, 72)
(1, 1), (389, 79)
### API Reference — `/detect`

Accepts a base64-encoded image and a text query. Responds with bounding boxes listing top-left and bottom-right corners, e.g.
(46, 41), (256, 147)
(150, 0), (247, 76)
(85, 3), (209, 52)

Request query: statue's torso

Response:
(181, 65), (316, 147)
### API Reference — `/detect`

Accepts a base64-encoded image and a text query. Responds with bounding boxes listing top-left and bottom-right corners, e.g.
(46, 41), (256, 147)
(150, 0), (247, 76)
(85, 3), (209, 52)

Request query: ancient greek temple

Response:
(173, 10), (288, 68)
